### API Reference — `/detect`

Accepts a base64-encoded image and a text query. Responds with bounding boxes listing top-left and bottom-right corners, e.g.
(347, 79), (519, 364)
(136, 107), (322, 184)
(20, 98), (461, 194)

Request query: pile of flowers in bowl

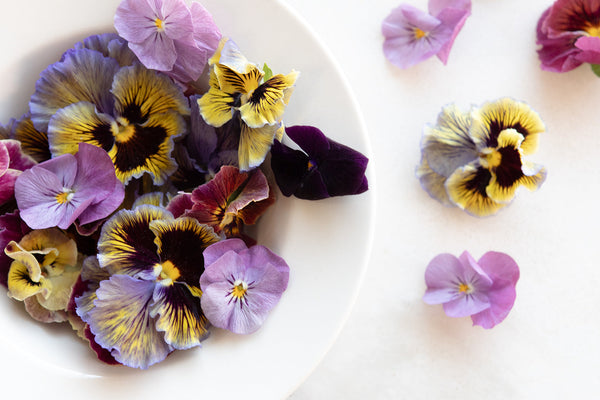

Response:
(0, 0), (369, 369)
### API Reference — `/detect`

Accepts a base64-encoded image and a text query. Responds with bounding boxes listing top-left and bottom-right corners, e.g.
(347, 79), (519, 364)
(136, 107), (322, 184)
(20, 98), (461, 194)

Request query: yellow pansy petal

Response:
(7, 260), (49, 301)
(445, 163), (507, 217)
(16, 228), (78, 270)
(470, 97), (545, 156)
(239, 71), (299, 129)
(36, 267), (80, 311)
(238, 122), (279, 171)
(14, 116), (51, 162)
(214, 63), (262, 95)
(486, 163), (547, 204)
(197, 87), (236, 127)
(4, 241), (44, 282)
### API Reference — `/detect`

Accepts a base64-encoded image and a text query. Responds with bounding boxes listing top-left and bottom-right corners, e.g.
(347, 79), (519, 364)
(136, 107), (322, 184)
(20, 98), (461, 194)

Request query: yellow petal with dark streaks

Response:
(445, 163), (507, 217)
(214, 63), (262, 95)
(239, 71), (299, 128)
(197, 87), (236, 128)
(486, 163), (547, 204)
(7, 259), (48, 301)
(14, 116), (51, 162)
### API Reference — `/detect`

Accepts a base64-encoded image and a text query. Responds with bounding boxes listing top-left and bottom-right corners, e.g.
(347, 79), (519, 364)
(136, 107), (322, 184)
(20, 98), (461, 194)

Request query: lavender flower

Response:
(200, 239), (289, 334)
(382, 0), (471, 68)
(423, 251), (519, 329)
(14, 143), (124, 230)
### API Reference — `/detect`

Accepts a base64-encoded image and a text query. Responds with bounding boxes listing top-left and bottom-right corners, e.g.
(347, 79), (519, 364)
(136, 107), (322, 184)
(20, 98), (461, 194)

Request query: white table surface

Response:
(285, 0), (600, 398)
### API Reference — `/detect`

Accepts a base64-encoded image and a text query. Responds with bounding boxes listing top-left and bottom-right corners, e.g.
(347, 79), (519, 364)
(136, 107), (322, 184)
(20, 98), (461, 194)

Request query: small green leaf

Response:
(591, 64), (600, 77)
(263, 63), (273, 81)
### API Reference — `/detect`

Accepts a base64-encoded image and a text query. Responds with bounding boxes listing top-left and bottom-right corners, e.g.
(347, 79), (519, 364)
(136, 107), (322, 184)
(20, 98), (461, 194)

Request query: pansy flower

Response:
(114, 0), (221, 84)
(417, 98), (546, 216)
(536, 0), (600, 73)
(200, 238), (289, 334)
(5, 228), (79, 323)
(198, 38), (298, 170)
(77, 205), (219, 369)
(70, 33), (139, 68)
(270, 125), (369, 200)
(0, 139), (37, 208)
(423, 251), (520, 329)
(15, 143), (124, 230)
(167, 165), (274, 240)
(13, 115), (51, 163)
(382, 0), (472, 68)
(0, 210), (31, 287)
(41, 54), (190, 185)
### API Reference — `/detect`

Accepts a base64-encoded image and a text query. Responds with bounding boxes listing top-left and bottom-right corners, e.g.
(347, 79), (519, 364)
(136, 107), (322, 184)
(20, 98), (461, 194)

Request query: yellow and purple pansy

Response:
(417, 98), (547, 216)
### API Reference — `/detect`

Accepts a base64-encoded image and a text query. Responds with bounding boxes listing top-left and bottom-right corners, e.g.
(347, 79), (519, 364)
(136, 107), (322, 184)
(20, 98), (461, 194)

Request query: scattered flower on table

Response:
(382, 0), (471, 69)
(200, 238), (290, 334)
(536, 0), (600, 74)
(417, 98), (547, 216)
(423, 250), (519, 328)
(0, 0), (370, 370)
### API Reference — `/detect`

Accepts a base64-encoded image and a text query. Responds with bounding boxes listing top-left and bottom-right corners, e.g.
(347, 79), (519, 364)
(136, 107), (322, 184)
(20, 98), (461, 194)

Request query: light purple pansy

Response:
(382, 0), (471, 69)
(0, 140), (36, 207)
(200, 239), (290, 334)
(14, 143), (124, 230)
(114, 0), (221, 83)
(423, 250), (519, 329)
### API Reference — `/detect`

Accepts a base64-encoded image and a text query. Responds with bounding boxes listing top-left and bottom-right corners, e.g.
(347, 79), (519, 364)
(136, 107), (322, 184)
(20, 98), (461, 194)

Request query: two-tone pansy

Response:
(536, 0), (600, 73)
(76, 205), (219, 369)
(197, 38), (298, 170)
(30, 47), (190, 185)
(417, 98), (547, 216)
(5, 228), (79, 323)
(15, 143), (124, 230)
(167, 165), (274, 241)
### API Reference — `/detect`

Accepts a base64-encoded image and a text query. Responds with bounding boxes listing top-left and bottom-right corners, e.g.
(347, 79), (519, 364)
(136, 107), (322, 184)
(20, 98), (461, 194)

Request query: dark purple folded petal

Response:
(285, 125), (330, 159)
(270, 139), (310, 197)
(316, 139), (369, 197)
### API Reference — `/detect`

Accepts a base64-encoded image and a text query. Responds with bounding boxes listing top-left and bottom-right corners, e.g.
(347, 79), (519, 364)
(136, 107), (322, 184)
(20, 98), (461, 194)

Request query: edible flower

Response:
(0, 211), (30, 287)
(382, 0), (471, 68)
(198, 38), (298, 170)
(417, 98), (546, 216)
(536, 0), (600, 73)
(270, 125), (369, 200)
(0, 139), (36, 208)
(114, 0), (221, 84)
(14, 143), (124, 230)
(423, 250), (519, 329)
(5, 228), (79, 323)
(200, 238), (289, 334)
(77, 205), (219, 369)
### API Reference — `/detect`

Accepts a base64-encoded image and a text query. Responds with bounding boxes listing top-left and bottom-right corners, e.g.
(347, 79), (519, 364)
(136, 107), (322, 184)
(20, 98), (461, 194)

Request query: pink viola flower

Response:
(423, 251), (519, 329)
(14, 143), (124, 230)
(200, 239), (290, 334)
(382, 0), (471, 69)
(536, 0), (600, 73)
(114, 0), (221, 83)
(0, 140), (36, 207)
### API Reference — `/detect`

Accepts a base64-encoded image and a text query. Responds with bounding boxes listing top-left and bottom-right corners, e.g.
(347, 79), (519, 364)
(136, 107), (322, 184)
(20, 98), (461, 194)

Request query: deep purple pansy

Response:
(423, 251), (519, 329)
(270, 125), (368, 200)
(382, 0), (471, 68)
(200, 238), (290, 334)
(14, 143), (124, 230)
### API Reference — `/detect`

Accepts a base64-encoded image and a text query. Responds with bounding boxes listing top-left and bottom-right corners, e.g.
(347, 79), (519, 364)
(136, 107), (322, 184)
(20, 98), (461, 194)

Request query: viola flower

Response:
(536, 0), (600, 73)
(45, 56), (190, 185)
(167, 165), (275, 240)
(423, 251), (520, 329)
(382, 0), (471, 69)
(77, 205), (219, 369)
(417, 98), (546, 216)
(114, 0), (221, 83)
(0, 210), (31, 287)
(200, 238), (290, 334)
(270, 125), (369, 200)
(0, 139), (37, 208)
(15, 143), (124, 230)
(70, 33), (139, 68)
(5, 228), (79, 323)
(13, 115), (51, 163)
(198, 38), (298, 170)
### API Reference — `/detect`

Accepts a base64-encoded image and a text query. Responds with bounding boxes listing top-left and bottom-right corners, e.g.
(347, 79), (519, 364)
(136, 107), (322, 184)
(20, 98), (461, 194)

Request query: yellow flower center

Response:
(584, 24), (600, 38)
(114, 121), (136, 143)
(479, 148), (502, 169)
(458, 283), (473, 294)
(413, 28), (428, 40)
(158, 260), (181, 282)
(55, 189), (75, 204)
(231, 280), (248, 299)
(155, 18), (165, 32)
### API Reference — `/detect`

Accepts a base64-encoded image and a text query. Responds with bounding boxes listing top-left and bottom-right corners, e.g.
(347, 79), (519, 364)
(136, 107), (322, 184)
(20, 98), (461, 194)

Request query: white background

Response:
(286, 0), (600, 398)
